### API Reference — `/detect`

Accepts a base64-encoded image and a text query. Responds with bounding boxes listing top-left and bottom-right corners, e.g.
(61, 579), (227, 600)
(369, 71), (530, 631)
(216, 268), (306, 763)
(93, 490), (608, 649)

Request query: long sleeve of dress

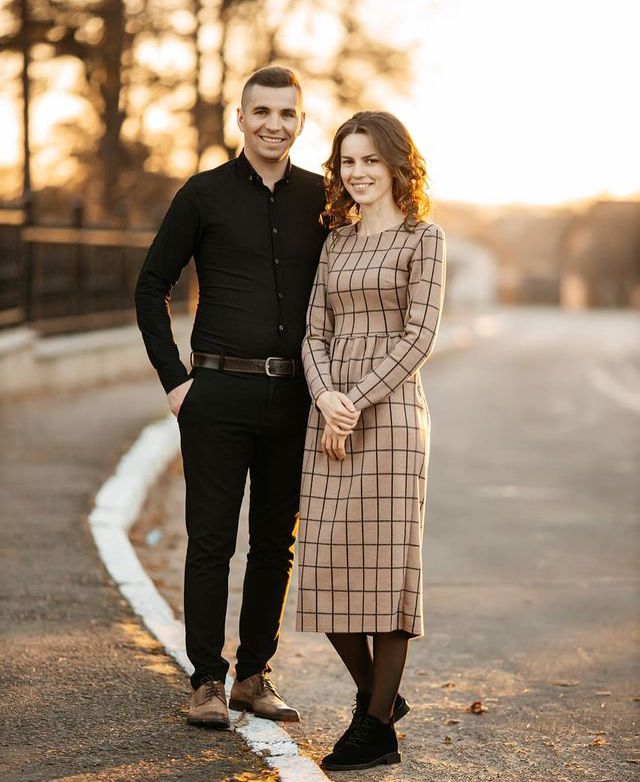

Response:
(134, 181), (200, 394)
(346, 225), (446, 411)
(301, 239), (335, 403)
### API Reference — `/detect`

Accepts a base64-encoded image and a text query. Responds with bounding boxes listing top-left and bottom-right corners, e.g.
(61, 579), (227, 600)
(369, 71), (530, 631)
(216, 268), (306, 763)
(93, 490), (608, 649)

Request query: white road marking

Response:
(88, 415), (329, 782)
(589, 365), (640, 415)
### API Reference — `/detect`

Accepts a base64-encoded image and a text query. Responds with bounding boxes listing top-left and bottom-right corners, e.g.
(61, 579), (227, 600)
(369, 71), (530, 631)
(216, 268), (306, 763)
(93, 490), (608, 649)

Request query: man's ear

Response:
(236, 106), (244, 133)
(298, 111), (306, 136)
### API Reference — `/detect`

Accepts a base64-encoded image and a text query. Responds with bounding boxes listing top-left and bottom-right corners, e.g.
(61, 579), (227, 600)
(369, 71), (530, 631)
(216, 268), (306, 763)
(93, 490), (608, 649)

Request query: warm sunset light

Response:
(1, 0), (637, 206)
(293, 0), (640, 205)
(409, 0), (640, 205)
(1, 4), (638, 779)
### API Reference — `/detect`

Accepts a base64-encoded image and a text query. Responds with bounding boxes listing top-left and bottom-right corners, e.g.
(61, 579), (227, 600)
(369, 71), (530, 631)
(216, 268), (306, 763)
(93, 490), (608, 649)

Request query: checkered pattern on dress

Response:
(296, 221), (446, 636)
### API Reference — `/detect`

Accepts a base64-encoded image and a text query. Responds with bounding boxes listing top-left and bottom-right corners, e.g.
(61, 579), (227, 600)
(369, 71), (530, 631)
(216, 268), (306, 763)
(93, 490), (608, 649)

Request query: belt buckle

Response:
(265, 356), (283, 377)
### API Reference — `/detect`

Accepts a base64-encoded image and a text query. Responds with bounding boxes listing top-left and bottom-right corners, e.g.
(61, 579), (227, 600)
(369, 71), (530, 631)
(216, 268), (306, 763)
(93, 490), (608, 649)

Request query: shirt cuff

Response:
(159, 363), (190, 394)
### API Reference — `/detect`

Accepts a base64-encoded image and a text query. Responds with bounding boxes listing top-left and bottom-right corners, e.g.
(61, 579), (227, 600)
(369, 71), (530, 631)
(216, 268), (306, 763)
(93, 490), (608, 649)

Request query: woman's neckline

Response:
(353, 219), (405, 238)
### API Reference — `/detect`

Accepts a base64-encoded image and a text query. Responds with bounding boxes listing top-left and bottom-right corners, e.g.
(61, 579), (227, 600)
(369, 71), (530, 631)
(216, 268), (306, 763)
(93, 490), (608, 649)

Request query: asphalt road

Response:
(134, 307), (640, 781)
(0, 380), (273, 782)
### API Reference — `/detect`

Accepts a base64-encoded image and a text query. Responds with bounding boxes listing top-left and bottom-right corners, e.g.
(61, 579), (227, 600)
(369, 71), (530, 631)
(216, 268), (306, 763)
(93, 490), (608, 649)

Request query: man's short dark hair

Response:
(241, 66), (302, 108)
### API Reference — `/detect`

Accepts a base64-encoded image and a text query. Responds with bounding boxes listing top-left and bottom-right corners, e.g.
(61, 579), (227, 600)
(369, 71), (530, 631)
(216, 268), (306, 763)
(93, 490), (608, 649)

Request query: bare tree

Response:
(190, 0), (412, 166)
(1, 0), (135, 218)
(1, 0), (414, 221)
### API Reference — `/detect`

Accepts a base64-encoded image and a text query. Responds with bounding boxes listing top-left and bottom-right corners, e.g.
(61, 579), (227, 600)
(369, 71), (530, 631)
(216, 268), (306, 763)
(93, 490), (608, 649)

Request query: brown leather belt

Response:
(191, 351), (301, 378)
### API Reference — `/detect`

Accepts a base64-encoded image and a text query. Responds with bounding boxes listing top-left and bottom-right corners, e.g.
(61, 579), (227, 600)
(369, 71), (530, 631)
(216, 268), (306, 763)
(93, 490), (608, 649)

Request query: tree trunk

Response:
(20, 0), (32, 222)
(99, 0), (126, 218)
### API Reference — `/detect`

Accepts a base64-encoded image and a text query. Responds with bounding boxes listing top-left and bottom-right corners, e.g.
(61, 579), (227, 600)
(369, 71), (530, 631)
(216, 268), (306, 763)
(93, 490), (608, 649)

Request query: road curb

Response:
(88, 415), (329, 782)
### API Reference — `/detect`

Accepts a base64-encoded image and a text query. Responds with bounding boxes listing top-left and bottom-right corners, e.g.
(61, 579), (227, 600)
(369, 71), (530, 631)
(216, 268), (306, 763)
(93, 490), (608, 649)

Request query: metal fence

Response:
(0, 211), (193, 335)
(0, 209), (25, 329)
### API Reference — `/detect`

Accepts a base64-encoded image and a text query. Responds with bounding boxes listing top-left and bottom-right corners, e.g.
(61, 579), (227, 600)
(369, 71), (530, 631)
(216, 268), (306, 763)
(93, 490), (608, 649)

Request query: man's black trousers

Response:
(177, 366), (310, 689)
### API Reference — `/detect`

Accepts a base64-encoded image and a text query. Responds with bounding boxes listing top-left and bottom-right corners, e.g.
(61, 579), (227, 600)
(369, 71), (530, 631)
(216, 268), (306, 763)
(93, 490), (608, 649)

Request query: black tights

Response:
(327, 631), (409, 722)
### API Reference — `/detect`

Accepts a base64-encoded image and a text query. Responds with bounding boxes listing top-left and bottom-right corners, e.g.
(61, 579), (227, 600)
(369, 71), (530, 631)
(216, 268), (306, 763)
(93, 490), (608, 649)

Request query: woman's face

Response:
(339, 132), (394, 210)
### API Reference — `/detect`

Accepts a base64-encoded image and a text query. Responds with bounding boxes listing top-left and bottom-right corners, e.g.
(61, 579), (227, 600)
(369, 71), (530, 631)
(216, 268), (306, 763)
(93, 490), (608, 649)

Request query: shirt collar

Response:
(237, 149), (293, 186)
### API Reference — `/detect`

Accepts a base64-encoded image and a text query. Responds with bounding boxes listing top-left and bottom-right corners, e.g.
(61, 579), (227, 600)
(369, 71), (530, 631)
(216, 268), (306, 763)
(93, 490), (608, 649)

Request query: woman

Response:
(296, 111), (446, 771)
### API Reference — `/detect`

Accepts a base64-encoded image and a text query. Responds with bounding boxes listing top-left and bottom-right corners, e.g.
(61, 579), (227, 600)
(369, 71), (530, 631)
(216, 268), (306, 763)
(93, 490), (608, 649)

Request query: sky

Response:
(295, 0), (640, 205)
(0, 0), (638, 206)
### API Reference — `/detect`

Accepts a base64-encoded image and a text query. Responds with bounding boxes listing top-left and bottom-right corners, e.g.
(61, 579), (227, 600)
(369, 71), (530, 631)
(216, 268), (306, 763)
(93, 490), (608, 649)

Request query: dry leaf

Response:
(595, 691), (611, 696)
(232, 712), (250, 729)
(446, 718), (461, 725)
(588, 731), (607, 735)
(551, 680), (579, 687)
(465, 700), (487, 714)
(443, 736), (452, 744)
(589, 737), (608, 746)
(441, 681), (456, 688)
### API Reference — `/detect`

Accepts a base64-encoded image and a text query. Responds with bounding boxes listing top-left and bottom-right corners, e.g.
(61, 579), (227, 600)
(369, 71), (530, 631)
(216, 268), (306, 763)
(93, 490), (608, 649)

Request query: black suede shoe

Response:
(333, 691), (410, 751)
(392, 692), (411, 724)
(322, 713), (401, 771)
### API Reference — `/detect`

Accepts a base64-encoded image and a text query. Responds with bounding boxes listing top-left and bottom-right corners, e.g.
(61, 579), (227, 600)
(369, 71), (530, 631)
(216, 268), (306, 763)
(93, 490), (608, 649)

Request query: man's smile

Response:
(259, 135), (287, 144)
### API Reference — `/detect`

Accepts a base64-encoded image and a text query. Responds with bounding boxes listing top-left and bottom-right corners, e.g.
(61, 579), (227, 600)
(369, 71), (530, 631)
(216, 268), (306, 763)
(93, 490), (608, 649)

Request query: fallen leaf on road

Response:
(466, 700), (487, 714)
(445, 719), (461, 725)
(588, 731), (607, 735)
(441, 681), (456, 688)
(589, 737), (608, 746)
(232, 713), (250, 729)
(551, 680), (579, 687)
(594, 691), (611, 696)
(443, 736), (452, 744)
(625, 759), (640, 765)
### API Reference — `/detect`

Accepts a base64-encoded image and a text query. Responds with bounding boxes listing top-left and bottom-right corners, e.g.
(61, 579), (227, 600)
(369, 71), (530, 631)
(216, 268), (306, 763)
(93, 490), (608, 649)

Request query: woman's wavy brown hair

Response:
(323, 111), (431, 231)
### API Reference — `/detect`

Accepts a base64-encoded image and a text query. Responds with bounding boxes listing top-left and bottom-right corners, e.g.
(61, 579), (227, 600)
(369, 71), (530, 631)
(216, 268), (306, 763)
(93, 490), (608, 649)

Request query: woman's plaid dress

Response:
(296, 221), (446, 636)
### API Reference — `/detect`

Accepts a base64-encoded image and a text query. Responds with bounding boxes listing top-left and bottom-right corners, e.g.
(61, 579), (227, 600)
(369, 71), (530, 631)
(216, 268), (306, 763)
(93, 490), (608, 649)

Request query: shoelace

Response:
(344, 716), (373, 748)
(203, 679), (225, 702)
(351, 696), (368, 721)
(260, 673), (281, 698)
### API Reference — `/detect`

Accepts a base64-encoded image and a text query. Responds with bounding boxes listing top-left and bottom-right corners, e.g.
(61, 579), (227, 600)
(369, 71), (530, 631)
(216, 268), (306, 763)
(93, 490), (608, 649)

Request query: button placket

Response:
(268, 191), (285, 340)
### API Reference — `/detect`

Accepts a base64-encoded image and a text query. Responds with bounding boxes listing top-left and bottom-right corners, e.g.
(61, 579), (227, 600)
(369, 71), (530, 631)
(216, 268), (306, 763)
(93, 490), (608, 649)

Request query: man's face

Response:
(237, 85), (305, 164)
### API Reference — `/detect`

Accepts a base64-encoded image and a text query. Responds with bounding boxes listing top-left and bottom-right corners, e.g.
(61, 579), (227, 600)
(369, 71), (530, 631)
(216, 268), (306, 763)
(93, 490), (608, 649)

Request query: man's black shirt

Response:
(135, 151), (327, 393)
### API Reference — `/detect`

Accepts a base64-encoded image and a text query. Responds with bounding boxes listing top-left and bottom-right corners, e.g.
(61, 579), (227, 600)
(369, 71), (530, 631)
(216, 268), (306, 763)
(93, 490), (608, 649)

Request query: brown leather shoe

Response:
(229, 672), (300, 722)
(187, 678), (230, 729)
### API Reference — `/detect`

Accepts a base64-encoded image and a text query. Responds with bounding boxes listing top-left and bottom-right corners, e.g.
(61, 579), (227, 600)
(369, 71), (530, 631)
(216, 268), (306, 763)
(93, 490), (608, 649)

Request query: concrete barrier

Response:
(0, 315), (193, 400)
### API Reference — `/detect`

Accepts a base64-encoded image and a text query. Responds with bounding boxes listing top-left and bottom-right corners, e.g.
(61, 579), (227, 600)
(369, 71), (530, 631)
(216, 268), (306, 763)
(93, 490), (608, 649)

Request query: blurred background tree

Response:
(1, 0), (637, 311)
(0, 0), (412, 227)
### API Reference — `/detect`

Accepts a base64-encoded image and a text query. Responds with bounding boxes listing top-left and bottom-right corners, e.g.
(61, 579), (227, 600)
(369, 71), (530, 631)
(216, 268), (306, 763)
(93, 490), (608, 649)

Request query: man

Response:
(135, 66), (327, 728)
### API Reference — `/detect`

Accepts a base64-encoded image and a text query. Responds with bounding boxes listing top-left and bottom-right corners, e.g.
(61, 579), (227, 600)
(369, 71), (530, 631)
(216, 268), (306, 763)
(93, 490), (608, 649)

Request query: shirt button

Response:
(274, 258), (280, 264)
(249, 175), (253, 181)
(278, 324), (284, 331)
(272, 227), (278, 234)
(278, 292), (283, 299)
(270, 196), (275, 203)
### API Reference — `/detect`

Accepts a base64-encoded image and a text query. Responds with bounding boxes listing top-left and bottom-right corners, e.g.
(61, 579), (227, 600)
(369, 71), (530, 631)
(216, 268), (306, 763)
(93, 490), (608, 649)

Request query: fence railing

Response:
(0, 211), (193, 335)
(0, 209), (26, 329)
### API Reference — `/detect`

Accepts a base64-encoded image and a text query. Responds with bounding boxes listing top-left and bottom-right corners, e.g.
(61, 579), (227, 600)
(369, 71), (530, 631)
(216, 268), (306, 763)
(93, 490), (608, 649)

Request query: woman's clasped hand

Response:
(316, 390), (360, 461)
